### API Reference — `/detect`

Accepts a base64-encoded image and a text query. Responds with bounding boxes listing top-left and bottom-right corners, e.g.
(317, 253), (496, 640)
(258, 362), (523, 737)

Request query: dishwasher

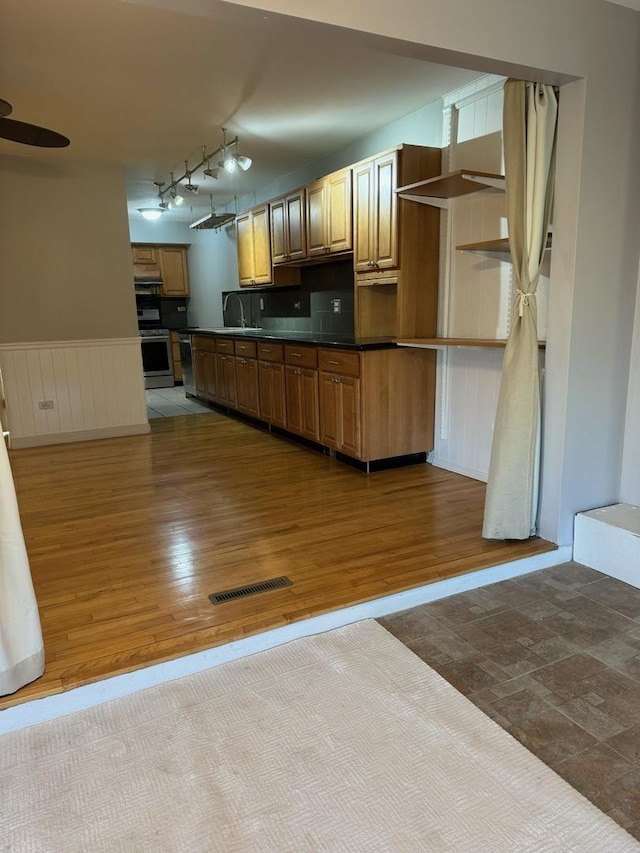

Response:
(179, 333), (197, 396)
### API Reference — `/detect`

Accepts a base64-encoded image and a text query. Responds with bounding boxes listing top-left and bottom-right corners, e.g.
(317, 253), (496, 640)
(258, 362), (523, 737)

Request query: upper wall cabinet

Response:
(354, 144), (442, 340)
(158, 246), (190, 297)
(132, 245), (158, 265)
(237, 204), (273, 287)
(270, 189), (306, 265)
(353, 151), (398, 273)
(306, 167), (352, 258)
(131, 244), (189, 297)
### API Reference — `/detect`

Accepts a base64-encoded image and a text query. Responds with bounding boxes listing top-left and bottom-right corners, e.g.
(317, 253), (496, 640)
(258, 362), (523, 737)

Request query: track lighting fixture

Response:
(153, 128), (252, 212)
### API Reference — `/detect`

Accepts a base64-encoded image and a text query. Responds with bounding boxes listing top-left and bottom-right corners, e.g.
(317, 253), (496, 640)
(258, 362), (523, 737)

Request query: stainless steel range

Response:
(137, 299), (174, 389)
(140, 328), (173, 389)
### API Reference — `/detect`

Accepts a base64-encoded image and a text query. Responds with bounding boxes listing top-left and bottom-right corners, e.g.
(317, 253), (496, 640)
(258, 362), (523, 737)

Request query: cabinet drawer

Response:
(285, 344), (317, 369)
(318, 348), (360, 377)
(193, 335), (217, 354)
(234, 339), (257, 359)
(257, 342), (284, 363)
(216, 338), (235, 354)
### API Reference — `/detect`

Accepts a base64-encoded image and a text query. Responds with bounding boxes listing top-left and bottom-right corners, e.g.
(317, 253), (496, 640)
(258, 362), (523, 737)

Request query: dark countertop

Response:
(181, 328), (397, 351)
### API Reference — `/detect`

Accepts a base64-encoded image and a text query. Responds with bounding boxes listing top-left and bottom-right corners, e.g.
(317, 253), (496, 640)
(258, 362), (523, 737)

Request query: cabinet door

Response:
(285, 366), (303, 435)
(338, 375), (361, 457)
(270, 198), (287, 265)
(251, 204), (272, 285)
(319, 372), (340, 449)
(326, 168), (352, 254)
(216, 354), (237, 408)
(236, 211), (255, 286)
(305, 179), (326, 257)
(285, 190), (306, 261)
(195, 350), (217, 400)
(236, 358), (260, 418)
(269, 363), (287, 428)
(159, 246), (190, 296)
(259, 362), (286, 427)
(373, 152), (398, 270)
(132, 245), (157, 265)
(319, 372), (361, 457)
(299, 368), (320, 441)
(353, 160), (376, 272)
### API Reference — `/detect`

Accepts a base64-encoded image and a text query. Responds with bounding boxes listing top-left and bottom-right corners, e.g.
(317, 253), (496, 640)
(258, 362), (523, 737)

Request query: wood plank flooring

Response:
(3, 411), (556, 710)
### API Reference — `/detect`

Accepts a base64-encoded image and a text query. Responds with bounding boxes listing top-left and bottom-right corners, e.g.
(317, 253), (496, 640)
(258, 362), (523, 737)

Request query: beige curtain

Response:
(0, 390), (44, 695)
(483, 80), (558, 540)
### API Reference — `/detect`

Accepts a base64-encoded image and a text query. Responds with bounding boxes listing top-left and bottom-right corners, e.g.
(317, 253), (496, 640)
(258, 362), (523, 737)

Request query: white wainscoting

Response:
(431, 346), (504, 481)
(0, 338), (149, 447)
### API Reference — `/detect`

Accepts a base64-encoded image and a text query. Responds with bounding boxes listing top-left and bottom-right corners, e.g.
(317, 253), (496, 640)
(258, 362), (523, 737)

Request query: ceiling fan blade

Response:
(0, 117), (70, 148)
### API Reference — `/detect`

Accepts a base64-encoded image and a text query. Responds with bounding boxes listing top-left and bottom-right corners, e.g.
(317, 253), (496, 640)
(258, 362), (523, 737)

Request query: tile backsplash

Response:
(222, 260), (354, 335)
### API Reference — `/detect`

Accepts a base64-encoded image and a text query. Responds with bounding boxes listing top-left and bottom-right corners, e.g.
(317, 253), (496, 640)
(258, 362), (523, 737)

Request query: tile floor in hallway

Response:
(146, 386), (214, 419)
(378, 562), (640, 841)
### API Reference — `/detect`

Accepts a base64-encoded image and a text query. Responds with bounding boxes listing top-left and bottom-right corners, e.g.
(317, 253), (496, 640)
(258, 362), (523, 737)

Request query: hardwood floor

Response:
(3, 412), (556, 710)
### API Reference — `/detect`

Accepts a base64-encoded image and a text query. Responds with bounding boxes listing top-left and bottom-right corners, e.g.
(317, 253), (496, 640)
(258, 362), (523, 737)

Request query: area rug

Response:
(2, 621), (637, 852)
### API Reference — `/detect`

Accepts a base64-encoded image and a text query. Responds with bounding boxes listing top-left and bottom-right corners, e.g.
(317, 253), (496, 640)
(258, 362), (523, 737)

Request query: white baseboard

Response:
(10, 423), (150, 449)
(429, 455), (488, 482)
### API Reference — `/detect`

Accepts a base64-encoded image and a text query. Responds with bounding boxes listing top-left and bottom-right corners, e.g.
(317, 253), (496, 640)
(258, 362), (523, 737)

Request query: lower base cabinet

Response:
(258, 361), (287, 428)
(286, 366), (320, 442)
(194, 344), (217, 401)
(216, 353), (237, 408)
(236, 356), (260, 418)
(319, 371), (361, 457)
(193, 335), (436, 464)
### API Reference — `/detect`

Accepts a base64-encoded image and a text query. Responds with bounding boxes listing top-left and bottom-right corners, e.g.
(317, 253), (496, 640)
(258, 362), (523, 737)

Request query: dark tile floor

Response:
(378, 562), (640, 841)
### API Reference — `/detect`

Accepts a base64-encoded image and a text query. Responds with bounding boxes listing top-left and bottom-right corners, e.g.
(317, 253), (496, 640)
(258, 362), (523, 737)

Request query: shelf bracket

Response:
(396, 193), (449, 208)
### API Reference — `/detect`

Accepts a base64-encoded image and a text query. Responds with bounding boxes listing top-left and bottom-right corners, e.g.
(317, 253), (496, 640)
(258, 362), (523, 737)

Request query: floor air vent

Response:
(209, 576), (293, 605)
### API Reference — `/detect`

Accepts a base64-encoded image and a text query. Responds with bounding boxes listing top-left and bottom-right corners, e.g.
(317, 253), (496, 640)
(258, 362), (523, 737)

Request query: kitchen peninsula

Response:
(187, 328), (435, 470)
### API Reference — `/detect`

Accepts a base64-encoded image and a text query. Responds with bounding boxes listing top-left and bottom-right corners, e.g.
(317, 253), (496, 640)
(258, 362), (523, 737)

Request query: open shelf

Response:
(456, 233), (552, 263)
(396, 170), (505, 208)
(398, 338), (546, 350)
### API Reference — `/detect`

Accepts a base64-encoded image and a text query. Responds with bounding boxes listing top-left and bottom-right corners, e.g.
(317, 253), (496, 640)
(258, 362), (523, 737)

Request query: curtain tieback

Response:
(515, 289), (531, 317)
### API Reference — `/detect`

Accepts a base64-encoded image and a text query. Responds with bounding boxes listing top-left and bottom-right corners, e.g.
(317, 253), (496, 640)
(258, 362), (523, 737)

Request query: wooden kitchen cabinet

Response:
(234, 339), (260, 418)
(353, 151), (398, 272)
(318, 346), (436, 463)
(132, 245), (158, 265)
(216, 353), (237, 408)
(158, 246), (190, 297)
(354, 144), (441, 340)
(284, 344), (319, 442)
(237, 204), (272, 287)
(270, 189), (306, 264)
(257, 343), (287, 428)
(306, 167), (352, 258)
(319, 351), (362, 458)
(193, 335), (218, 399)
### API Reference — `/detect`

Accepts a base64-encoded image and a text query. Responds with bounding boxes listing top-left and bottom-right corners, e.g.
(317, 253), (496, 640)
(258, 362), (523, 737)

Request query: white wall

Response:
(219, 0), (640, 548)
(0, 157), (138, 342)
(0, 157), (148, 445)
(621, 263), (640, 504)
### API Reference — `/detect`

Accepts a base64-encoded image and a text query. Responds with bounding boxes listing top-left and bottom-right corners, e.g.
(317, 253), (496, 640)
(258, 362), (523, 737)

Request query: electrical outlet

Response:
(38, 400), (54, 410)
(259, 297), (265, 310)
(294, 301), (301, 310)
(331, 298), (341, 314)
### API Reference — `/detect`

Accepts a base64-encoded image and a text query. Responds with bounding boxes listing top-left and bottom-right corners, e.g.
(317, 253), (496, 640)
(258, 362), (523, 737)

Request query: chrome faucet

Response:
(222, 291), (247, 327)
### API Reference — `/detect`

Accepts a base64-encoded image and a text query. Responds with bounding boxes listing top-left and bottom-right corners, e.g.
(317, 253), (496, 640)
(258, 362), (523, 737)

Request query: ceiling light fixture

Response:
(138, 208), (164, 221)
(155, 128), (252, 210)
